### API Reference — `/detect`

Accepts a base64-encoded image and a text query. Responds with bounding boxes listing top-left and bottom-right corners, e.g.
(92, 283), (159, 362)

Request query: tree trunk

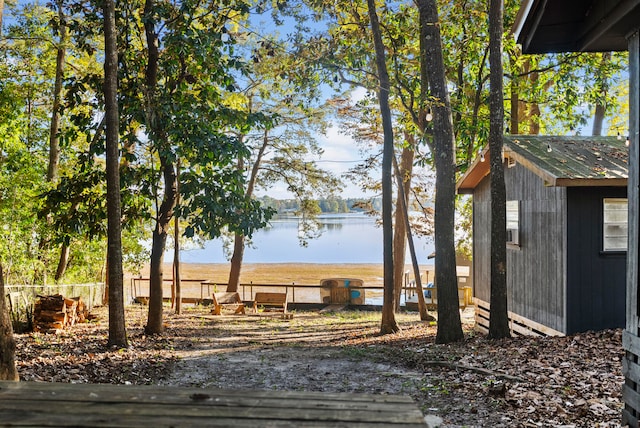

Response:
(510, 60), (519, 135)
(227, 233), (244, 293)
(54, 201), (80, 282)
(418, 0), (463, 344)
(54, 243), (70, 281)
(592, 52), (611, 136)
(0, 0), (4, 38)
(48, 0), (66, 183)
(392, 145), (413, 311)
(0, 264), (19, 381)
(147, 160), (176, 334)
(104, 0), (127, 348)
(488, 0), (510, 339)
(592, 104), (605, 136)
(367, 0), (398, 334)
(527, 63), (541, 134)
(393, 151), (430, 321)
(174, 159), (181, 314)
(37, 0), (68, 286)
(227, 131), (268, 292)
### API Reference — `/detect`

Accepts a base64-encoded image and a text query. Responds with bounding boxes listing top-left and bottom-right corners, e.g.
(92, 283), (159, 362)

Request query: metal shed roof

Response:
(513, 0), (640, 53)
(456, 135), (628, 193)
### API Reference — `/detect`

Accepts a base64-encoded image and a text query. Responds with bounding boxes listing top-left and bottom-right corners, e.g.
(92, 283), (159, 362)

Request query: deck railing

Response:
(129, 277), (473, 307)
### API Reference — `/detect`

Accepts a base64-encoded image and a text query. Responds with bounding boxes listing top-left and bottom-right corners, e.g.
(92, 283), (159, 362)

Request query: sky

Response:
(254, 85), (377, 200)
(255, 126), (373, 200)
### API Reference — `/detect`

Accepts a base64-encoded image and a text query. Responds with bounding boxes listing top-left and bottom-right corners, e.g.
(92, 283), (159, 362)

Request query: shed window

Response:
(506, 200), (519, 246)
(603, 198), (627, 252)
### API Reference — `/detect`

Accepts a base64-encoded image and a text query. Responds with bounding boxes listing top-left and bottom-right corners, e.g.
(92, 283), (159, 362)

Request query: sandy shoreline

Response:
(135, 262), (435, 288)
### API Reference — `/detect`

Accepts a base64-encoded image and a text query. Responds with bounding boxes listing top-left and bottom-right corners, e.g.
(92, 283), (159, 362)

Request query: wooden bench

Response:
(253, 292), (288, 314)
(212, 292), (245, 315)
(0, 380), (428, 426)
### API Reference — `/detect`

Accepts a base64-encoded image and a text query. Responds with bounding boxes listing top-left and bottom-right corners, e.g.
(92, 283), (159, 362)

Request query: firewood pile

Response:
(33, 294), (90, 332)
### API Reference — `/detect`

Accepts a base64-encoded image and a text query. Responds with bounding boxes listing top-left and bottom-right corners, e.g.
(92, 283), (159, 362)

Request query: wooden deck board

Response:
(0, 381), (427, 427)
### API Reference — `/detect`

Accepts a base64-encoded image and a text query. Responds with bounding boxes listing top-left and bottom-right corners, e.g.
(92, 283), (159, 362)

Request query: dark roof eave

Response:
(513, 0), (640, 54)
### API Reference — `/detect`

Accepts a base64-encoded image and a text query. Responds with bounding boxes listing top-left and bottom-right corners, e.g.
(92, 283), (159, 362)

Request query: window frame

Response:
(603, 197), (628, 252)
(506, 200), (520, 247)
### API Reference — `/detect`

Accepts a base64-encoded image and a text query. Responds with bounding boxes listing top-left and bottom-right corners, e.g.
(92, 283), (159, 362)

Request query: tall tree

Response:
(418, 0), (463, 344)
(104, 0), (127, 348)
(142, 0), (176, 335)
(224, 39), (338, 291)
(488, 0), (510, 339)
(48, 0), (71, 282)
(119, 0), (273, 333)
(367, 0), (398, 334)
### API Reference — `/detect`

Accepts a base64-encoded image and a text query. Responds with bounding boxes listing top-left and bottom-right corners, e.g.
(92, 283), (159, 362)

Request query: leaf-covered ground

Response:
(14, 305), (623, 427)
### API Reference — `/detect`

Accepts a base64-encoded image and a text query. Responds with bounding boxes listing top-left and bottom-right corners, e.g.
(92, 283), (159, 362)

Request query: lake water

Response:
(165, 213), (435, 264)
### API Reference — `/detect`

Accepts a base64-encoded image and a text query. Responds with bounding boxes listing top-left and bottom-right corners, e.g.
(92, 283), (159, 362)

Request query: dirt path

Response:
(162, 312), (426, 395)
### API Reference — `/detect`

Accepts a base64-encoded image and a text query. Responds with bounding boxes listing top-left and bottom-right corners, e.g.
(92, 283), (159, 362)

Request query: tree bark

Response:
(173, 159), (181, 315)
(227, 131), (268, 292)
(392, 144), (413, 311)
(510, 57), (519, 135)
(227, 233), (245, 292)
(147, 160), (176, 335)
(592, 52), (611, 136)
(366, 0), (398, 334)
(488, 0), (510, 339)
(418, 0), (463, 344)
(54, 244), (70, 281)
(104, 0), (127, 348)
(393, 151), (429, 321)
(0, 0), (3, 36)
(0, 264), (19, 381)
(48, 0), (66, 183)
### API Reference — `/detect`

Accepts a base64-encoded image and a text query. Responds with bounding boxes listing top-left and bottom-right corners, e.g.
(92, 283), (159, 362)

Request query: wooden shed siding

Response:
(565, 187), (626, 333)
(472, 178), (491, 303)
(472, 162), (567, 333)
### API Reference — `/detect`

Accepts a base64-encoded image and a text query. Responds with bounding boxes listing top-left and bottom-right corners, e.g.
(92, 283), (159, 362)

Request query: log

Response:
(36, 295), (66, 311)
(36, 310), (67, 324)
(71, 297), (87, 323)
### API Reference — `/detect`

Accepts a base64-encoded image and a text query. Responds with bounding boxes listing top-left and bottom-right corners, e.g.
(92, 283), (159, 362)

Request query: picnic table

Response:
(0, 380), (428, 427)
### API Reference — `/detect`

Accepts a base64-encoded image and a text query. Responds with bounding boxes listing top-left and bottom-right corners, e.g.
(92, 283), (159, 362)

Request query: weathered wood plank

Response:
(623, 384), (640, 419)
(622, 408), (638, 428)
(473, 298), (563, 337)
(628, 30), (640, 335)
(0, 400), (423, 425)
(0, 381), (416, 404)
(623, 355), (640, 385)
(623, 330), (640, 357)
(0, 411), (428, 428)
(0, 381), (427, 427)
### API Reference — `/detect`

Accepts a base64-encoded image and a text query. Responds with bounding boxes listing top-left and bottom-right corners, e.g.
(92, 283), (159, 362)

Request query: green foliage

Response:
(455, 195), (473, 260)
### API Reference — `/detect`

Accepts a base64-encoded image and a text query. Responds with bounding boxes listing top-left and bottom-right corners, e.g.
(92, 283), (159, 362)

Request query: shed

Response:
(457, 135), (628, 335)
(513, 1), (640, 424)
